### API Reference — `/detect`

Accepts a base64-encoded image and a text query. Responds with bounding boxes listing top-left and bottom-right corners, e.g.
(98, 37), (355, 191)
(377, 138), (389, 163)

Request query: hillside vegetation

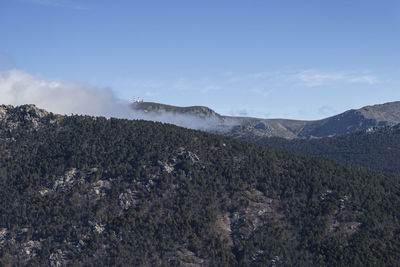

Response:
(242, 125), (400, 174)
(0, 105), (399, 266)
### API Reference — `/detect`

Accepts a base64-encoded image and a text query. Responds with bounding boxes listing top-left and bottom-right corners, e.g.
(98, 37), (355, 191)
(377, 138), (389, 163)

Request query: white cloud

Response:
(0, 70), (240, 132)
(0, 70), (132, 118)
(293, 70), (378, 87)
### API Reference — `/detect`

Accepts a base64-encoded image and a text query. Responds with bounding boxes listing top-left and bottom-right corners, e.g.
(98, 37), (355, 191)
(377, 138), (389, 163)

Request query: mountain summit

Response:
(132, 101), (221, 119)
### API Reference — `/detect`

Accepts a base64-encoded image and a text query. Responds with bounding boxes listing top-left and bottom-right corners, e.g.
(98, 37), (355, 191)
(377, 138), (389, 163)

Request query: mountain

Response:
(1, 104), (399, 266)
(294, 101), (400, 138)
(131, 101), (400, 139)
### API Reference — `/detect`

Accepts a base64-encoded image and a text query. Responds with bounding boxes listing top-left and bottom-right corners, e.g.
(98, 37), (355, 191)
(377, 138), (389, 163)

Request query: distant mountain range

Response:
(131, 101), (400, 139)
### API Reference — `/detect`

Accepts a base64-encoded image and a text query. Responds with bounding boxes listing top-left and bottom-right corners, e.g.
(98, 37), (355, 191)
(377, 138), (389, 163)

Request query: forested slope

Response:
(243, 125), (400, 174)
(0, 105), (399, 266)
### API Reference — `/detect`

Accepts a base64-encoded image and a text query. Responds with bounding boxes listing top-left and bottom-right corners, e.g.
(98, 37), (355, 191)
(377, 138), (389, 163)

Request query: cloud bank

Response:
(0, 69), (237, 132)
(0, 70), (133, 118)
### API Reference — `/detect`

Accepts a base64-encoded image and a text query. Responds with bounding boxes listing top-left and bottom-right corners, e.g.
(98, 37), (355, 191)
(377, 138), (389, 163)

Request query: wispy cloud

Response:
(117, 69), (379, 108)
(23, 0), (88, 10)
(293, 70), (378, 87)
(94, 68), (381, 120)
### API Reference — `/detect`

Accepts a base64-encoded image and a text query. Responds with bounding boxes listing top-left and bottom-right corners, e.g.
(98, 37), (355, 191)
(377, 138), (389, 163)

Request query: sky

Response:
(0, 0), (400, 120)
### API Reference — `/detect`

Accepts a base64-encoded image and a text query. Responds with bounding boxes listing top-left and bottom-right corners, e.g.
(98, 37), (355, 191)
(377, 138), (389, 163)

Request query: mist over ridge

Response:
(2, 69), (400, 139)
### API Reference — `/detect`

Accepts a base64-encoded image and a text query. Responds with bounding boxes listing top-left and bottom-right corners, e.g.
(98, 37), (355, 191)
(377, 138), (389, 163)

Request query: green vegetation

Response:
(243, 125), (400, 173)
(0, 107), (399, 266)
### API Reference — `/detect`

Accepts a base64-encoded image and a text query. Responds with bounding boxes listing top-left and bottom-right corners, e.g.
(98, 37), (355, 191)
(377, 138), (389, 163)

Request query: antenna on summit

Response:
(133, 96), (144, 103)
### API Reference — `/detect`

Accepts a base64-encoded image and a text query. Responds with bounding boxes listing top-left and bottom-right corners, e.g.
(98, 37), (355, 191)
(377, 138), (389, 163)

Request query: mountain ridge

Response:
(131, 101), (400, 139)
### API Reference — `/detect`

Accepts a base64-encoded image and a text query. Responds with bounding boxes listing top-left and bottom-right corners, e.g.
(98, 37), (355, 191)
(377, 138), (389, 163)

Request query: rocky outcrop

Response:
(0, 104), (50, 121)
(0, 104), (57, 131)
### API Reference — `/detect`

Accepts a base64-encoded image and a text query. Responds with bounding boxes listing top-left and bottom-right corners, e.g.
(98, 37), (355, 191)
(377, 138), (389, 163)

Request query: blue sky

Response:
(1, 0), (399, 119)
